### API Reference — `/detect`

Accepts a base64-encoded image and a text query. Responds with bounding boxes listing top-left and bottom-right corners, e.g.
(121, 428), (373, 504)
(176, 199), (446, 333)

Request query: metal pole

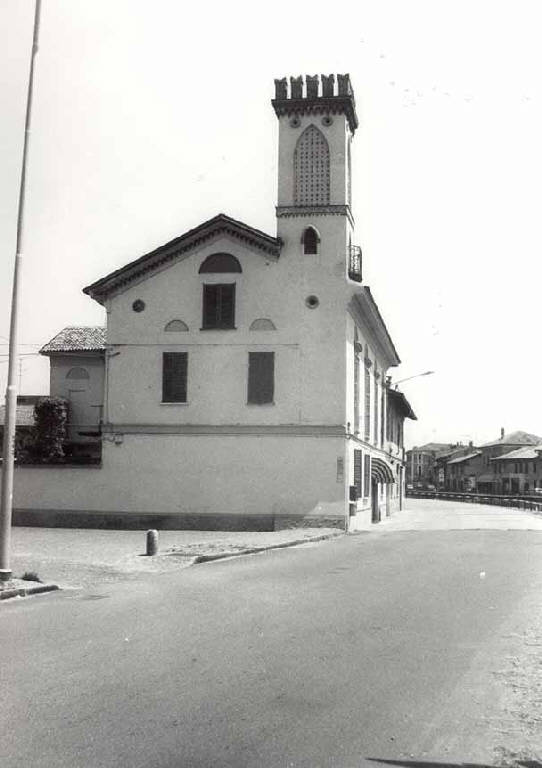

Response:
(0, 0), (42, 581)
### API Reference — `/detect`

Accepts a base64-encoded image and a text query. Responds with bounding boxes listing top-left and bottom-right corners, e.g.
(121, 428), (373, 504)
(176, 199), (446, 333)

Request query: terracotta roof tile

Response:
(40, 327), (106, 354)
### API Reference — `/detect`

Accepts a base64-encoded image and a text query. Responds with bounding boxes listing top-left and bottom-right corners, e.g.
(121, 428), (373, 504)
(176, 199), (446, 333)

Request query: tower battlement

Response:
(272, 74), (358, 134)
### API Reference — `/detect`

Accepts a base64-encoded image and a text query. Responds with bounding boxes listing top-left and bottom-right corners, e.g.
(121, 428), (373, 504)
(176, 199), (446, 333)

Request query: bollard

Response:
(146, 529), (159, 556)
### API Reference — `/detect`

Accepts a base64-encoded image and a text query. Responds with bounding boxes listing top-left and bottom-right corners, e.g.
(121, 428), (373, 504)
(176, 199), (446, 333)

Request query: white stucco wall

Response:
(105, 231), (349, 428)
(11, 434), (348, 522)
(49, 354), (104, 441)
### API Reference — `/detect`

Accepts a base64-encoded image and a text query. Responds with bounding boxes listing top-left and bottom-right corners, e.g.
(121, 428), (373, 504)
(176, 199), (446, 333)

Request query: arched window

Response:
(294, 125), (330, 205)
(249, 318), (277, 331)
(66, 366), (89, 380)
(164, 319), (189, 332)
(302, 227), (319, 255)
(199, 253), (242, 273)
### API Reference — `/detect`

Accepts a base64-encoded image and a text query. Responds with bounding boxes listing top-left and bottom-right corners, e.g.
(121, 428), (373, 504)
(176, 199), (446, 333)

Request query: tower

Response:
(271, 74), (360, 280)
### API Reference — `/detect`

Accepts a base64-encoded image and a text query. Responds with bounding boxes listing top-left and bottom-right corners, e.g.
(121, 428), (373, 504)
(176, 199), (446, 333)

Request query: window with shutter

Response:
(202, 284), (235, 329)
(162, 352), (188, 403)
(247, 352), (274, 404)
(354, 450), (362, 498)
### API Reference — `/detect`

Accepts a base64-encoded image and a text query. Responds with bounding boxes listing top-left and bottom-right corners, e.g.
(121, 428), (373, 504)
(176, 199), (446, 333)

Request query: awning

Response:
(371, 457), (395, 483)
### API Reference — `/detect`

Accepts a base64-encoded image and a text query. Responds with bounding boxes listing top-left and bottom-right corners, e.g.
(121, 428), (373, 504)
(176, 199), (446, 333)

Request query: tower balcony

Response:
(348, 245), (362, 282)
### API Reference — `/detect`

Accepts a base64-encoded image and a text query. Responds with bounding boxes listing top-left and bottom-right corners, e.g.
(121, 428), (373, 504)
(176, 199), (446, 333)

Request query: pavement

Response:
(5, 497), (542, 592)
(2, 498), (542, 767)
(6, 524), (344, 590)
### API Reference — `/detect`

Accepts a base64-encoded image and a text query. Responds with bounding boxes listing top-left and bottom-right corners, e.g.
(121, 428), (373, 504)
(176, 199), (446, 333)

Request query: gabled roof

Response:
(481, 431), (542, 448)
(491, 445), (542, 461)
(83, 213), (281, 305)
(387, 388), (417, 420)
(40, 327), (106, 355)
(447, 451), (481, 465)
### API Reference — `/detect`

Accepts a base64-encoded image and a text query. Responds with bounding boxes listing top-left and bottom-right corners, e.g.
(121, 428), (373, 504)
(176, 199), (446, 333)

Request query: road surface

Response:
(2, 500), (541, 767)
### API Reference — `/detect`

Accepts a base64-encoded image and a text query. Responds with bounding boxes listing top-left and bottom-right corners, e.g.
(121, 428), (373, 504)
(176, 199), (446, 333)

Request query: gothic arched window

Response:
(302, 227), (319, 254)
(199, 253), (242, 273)
(294, 125), (330, 205)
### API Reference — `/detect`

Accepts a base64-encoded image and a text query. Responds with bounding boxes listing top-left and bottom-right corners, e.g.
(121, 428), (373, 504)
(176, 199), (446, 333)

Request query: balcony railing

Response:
(348, 245), (362, 282)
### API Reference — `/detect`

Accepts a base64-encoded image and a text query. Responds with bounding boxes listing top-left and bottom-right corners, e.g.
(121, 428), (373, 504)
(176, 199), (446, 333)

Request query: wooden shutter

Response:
(248, 352), (274, 404)
(354, 450), (362, 498)
(162, 352), (187, 402)
(202, 284), (235, 329)
(202, 285), (218, 329)
(363, 454), (371, 498)
(218, 284), (235, 328)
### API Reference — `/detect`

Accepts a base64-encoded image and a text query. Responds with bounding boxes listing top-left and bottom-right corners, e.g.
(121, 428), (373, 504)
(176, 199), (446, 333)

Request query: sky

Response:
(1, 0), (541, 449)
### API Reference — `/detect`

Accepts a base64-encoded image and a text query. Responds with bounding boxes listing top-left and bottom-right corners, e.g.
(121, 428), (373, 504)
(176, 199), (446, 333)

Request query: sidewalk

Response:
(381, 497), (542, 531)
(6, 525), (343, 590)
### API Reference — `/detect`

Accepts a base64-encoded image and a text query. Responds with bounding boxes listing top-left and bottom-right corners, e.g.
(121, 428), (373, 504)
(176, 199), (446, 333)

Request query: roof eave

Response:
(350, 287), (401, 368)
(83, 213), (281, 305)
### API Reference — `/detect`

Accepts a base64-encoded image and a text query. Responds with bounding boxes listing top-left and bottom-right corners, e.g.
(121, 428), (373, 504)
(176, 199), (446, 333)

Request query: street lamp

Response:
(393, 371), (435, 389)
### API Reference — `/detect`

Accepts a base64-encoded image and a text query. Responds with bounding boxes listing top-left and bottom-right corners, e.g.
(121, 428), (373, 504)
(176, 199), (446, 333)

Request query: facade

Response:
(475, 430), (542, 493)
(406, 442), (456, 487)
(17, 74), (415, 530)
(490, 445), (542, 494)
(408, 430), (542, 495)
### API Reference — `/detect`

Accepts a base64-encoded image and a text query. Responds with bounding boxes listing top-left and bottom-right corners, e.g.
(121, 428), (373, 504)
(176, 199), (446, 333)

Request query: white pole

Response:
(0, 0), (42, 581)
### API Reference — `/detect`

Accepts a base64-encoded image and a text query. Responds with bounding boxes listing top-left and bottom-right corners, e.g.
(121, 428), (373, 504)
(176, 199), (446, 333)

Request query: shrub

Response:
(33, 397), (69, 461)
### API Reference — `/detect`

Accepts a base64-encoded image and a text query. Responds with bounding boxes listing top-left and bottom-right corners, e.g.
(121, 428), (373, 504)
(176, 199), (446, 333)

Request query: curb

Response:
(0, 583), (59, 601)
(191, 530), (344, 563)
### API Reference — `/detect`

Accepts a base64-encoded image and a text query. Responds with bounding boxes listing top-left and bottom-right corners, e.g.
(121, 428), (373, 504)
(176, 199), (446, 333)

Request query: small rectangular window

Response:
(248, 352), (274, 404)
(354, 450), (362, 498)
(202, 284), (235, 329)
(162, 352), (187, 403)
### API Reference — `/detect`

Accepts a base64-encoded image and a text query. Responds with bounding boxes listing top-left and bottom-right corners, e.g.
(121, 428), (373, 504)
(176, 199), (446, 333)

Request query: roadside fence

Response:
(406, 490), (542, 514)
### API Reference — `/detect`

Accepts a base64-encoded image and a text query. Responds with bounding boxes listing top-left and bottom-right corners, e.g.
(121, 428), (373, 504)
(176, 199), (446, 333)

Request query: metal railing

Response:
(406, 489), (542, 513)
(348, 245), (362, 282)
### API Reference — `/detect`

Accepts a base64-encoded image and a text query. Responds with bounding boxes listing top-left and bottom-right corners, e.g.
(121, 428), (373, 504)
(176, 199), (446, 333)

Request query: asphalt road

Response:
(2, 503), (542, 767)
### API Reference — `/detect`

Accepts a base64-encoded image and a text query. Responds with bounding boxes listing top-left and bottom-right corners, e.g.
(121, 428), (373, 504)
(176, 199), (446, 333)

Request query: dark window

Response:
(302, 227), (319, 254)
(199, 253), (242, 273)
(162, 352), (187, 403)
(248, 352), (274, 404)
(202, 284), (235, 329)
(354, 450), (362, 498)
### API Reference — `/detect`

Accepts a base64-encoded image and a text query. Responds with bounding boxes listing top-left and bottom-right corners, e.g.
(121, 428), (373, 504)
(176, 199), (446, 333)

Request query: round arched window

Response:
(66, 367), (89, 380)
(199, 253), (242, 273)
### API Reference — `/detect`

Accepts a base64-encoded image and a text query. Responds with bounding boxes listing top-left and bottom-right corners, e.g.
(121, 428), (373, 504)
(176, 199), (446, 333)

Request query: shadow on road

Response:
(367, 759), (542, 768)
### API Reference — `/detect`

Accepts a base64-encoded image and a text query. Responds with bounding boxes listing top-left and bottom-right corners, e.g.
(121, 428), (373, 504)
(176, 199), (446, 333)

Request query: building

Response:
(406, 442), (456, 487)
(475, 430), (542, 493)
(0, 396), (38, 459)
(490, 445), (542, 494)
(16, 74), (415, 530)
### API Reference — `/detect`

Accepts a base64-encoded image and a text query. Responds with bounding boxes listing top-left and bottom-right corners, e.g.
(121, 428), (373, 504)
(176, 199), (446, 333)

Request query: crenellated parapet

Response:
(272, 73), (358, 134)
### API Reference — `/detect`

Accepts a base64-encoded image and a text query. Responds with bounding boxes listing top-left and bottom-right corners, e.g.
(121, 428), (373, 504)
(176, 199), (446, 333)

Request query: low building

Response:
(475, 430), (542, 493)
(490, 445), (542, 495)
(406, 442), (456, 488)
(445, 450), (483, 492)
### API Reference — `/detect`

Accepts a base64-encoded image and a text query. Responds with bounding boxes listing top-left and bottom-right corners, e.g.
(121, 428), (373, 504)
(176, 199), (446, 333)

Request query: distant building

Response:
(475, 430), (542, 493)
(0, 396), (39, 459)
(406, 442), (456, 487)
(490, 444), (542, 494)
